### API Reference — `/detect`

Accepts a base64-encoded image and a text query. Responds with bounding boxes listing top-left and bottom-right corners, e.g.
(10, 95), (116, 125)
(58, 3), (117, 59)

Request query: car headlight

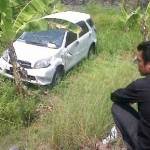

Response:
(2, 50), (9, 62)
(34, 58), (51, 69)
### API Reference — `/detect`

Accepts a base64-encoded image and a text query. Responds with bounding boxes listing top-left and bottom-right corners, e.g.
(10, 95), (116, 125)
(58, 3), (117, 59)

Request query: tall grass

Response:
(0, 78), (39, 135)
(0, 3), (142, 150)
(86, 4), (142, 54)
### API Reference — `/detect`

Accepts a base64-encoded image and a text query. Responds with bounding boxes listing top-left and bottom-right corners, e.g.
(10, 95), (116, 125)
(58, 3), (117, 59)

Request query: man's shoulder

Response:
(133, 76), (150, 88)
(135, 75), (150, 82)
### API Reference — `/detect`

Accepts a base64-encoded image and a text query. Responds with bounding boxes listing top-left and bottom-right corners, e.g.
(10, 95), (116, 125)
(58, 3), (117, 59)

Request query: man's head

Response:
(137, 41), (150, 75)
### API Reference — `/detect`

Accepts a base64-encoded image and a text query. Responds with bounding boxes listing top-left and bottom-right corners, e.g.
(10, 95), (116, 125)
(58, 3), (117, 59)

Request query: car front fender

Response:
(51, 57), (65, 72)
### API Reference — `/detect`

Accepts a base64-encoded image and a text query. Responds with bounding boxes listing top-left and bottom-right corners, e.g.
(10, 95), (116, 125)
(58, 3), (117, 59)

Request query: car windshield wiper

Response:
(47, 42), (58, 49)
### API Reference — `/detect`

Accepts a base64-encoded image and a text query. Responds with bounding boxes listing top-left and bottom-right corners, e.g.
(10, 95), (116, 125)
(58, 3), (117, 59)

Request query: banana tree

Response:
(120, 1), (150, 41)
(0, 0), (56, 95)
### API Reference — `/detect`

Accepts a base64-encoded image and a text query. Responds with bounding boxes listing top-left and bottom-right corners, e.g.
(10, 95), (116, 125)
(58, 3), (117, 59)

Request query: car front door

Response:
(63, 31), (79, 71)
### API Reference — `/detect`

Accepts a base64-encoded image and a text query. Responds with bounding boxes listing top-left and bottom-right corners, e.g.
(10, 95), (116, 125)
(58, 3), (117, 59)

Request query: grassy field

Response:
(0, 3), (142, 150)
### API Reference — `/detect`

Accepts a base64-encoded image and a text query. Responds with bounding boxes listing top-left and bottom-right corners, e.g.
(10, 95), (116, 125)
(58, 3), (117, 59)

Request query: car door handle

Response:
(66, 52), (72, 58)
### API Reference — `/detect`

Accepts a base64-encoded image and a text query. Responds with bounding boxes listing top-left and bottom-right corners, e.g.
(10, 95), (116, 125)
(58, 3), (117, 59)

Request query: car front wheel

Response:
(51, 66), (64, 87)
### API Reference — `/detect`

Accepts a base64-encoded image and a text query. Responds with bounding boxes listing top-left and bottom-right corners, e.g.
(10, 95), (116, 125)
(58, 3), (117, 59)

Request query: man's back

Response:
(136, 76), (150, 149)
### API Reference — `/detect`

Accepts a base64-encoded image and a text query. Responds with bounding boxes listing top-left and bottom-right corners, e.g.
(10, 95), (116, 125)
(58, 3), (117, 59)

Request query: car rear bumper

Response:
(0, 58), (55, 85)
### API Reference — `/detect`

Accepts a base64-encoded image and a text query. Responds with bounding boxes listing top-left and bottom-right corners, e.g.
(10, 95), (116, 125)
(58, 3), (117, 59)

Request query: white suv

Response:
(0, 11), (97, 85)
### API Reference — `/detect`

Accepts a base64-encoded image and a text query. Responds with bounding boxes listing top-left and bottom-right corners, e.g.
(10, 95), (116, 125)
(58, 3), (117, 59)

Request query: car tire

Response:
(87, 44), (96, 59)
(51, 66), (64, 87)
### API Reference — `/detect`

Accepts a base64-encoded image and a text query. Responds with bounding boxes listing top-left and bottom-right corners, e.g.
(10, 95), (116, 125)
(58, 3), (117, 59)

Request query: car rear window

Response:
(86, 18), (94, 28)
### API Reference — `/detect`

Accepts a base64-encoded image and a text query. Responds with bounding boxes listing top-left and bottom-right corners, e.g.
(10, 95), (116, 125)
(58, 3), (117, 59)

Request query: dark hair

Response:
(137, 41), (150, 64)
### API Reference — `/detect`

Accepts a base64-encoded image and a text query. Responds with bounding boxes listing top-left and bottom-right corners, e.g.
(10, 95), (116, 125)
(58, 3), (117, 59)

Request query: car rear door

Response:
(77, 21), (92, 58)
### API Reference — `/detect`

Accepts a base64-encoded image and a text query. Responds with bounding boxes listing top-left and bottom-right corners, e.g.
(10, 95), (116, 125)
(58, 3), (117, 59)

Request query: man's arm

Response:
(111, 81), (138, 104)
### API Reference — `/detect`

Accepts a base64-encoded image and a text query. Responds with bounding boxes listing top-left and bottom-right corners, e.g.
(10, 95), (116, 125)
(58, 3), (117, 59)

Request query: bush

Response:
(86, 3), (142, 54)
(0, 78), (39, 135)
(0, 3), (142, 149)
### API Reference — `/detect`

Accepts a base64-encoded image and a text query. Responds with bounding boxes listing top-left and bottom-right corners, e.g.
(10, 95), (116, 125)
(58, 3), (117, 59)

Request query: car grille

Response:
(9, 60), (32, 69)
(17, 60), (32, 69)
(5, 68), (36, 81)
(5, 68), (13, 75)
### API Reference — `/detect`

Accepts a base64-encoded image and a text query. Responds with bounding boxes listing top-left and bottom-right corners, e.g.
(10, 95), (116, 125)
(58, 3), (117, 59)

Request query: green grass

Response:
(0, 79), (39, 135)
(0, 3), (142, 150)
(0, 55), (139, 150)
(86, 3), (142, 54)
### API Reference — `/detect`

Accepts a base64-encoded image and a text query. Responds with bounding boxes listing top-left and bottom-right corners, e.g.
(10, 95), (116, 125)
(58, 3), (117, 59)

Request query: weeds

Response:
(0, 3), (142, 150)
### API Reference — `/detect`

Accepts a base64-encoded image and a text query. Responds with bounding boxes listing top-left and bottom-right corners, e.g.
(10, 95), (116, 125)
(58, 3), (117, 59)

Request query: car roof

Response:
(43, 11), (90, 24)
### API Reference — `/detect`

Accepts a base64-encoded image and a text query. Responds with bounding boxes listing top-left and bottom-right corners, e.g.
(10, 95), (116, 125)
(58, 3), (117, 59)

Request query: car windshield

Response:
(18, 29), (65, 48)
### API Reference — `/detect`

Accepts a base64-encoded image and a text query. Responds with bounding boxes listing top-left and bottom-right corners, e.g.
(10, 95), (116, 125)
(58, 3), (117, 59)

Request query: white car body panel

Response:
(0, 11), (97, 85)
(14, 41), (59, 65)
(78, 32), (91, 58)
(64, 41), (80, 70)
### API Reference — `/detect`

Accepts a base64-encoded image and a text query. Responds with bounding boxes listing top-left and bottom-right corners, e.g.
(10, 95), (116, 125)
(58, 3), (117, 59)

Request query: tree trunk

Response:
(140, 18), (149, 41)
(140, 0), (149, 8)
(8, 43), (26, 95)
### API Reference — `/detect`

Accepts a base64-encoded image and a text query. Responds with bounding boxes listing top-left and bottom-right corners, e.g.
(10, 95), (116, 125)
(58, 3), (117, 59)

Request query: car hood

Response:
(13, 40), (59, 64)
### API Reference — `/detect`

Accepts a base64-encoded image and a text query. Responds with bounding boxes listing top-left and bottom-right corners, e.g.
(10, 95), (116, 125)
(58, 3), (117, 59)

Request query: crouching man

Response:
(111, 41), (150, 150)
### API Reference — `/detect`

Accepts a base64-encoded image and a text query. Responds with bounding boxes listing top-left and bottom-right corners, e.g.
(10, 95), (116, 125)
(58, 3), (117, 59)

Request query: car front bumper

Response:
(0, 58), (55, 85)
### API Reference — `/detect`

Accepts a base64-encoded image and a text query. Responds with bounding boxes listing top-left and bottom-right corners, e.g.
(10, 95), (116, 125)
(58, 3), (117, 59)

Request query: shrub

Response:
(0, 78), (39, 135)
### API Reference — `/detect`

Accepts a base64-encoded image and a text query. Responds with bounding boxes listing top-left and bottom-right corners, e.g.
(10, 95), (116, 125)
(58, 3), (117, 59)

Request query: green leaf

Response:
(145, 2), (150, 16)
(48, 18), (81, 34)
(120, 4), (128, 19)
(13, 0), (55, 34)
(0, 0), (9, 13)
(10, 0), (19, 7)
(124, 7), (141, 28)
(0, 3), (14, 41)
(22, 18), (49, 32)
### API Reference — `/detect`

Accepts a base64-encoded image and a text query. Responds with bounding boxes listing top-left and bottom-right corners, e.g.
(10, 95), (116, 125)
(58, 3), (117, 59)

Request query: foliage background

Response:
(0, 1), (143, 150)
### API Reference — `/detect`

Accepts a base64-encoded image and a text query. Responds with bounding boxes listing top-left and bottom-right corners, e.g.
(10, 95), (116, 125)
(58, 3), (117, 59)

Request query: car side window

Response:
(77, 21), (89, 37)
(86, 18), (94, 28)
(65, 31), (77, 47)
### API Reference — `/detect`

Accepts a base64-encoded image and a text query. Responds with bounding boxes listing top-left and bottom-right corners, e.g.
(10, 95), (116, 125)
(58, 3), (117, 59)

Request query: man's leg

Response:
(111, 103), (139, 150)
